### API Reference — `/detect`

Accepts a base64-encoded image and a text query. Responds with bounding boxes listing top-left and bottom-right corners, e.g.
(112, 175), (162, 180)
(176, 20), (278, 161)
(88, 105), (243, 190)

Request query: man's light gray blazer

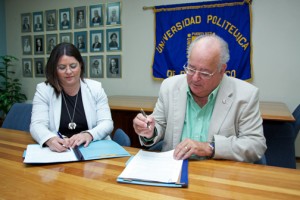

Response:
(149, 74), (266, 162)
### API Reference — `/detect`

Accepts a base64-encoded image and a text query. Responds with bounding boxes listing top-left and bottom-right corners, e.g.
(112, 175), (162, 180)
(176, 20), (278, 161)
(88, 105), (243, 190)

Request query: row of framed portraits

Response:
(22, 55), (122, 79)
(22, 28), (121, 55)
(21, 2), (121, 33)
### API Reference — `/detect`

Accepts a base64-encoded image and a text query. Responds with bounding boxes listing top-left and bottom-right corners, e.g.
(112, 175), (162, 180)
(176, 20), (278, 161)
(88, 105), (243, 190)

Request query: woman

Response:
(109, 33), (118, 48)
(30, 43), (113, 152)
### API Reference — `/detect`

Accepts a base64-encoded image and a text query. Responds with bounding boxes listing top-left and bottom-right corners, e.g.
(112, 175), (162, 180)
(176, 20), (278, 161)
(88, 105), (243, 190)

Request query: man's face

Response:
(187, 38), (225, 98)
(37, 39), (41, 46)
(93, 60), (99, 68)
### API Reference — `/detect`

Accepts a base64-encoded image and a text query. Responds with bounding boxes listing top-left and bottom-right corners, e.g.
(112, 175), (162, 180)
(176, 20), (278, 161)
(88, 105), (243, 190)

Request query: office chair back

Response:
(112, 128), (131, 147)
(1, 103), (32, 132)
(254, 154), (267, 165)
(292, 104), (300, 139)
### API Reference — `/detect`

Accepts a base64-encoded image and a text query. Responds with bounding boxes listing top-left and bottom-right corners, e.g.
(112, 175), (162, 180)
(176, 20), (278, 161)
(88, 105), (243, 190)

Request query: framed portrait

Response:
(59, 8), (72, 30)
(33, 11), (44, 32)
(74, 6), (86, 29)
(21, 35), (32, 55)
(46, 34), (57, 54)
(81, 56), (87, 78)
(60, 32), (72, 43)
(45, 9), (57, 31)
(34, 58), (45, 78)
(106, 2), (121, 25)
(106, 28), (121, 51)
(21, 13), (31, 33)
(89, 55), (104, 78)
(74, 31), (87, 53)
(90, 4), (103, 27)
(22, 58), (33, 77)
(90, 30), (104, 52)
(106, 55), (121, 78)
(34, 35), (45, 55)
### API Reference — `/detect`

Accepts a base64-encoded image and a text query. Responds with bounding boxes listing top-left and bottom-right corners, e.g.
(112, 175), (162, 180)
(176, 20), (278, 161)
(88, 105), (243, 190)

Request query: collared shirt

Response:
(181, 85), (220, 143)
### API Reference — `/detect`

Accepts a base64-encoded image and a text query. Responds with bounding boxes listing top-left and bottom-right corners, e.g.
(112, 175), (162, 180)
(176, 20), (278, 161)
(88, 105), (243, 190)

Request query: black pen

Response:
(140, 108), (150, 129)
(57, 131), (70, 149)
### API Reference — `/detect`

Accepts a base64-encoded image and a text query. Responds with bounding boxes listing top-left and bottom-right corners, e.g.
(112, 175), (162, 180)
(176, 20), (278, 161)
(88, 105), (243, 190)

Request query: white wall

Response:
(5, 0), (300, 155)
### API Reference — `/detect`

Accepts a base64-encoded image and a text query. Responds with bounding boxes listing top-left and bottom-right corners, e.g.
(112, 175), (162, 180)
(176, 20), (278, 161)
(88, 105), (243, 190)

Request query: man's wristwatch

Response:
(208, 141), (215, 159)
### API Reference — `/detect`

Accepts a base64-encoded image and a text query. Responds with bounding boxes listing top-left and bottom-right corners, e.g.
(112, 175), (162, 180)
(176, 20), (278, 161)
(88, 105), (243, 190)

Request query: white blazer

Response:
(147, 74), (266, 162)
(30, 79), (113, 146)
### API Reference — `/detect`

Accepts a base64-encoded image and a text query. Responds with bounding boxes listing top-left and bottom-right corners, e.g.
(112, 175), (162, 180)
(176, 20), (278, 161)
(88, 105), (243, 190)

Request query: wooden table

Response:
(1, 128), (300, 199)
(109, 96), (295, 147)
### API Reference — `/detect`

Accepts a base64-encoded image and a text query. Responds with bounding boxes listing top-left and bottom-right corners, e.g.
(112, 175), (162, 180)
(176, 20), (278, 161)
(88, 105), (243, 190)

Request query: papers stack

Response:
(117, 150), (188, 188)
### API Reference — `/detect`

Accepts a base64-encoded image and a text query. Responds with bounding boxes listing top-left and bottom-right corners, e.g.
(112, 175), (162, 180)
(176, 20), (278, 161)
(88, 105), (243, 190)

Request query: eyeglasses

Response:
(57, 63), (79, 72)
(183, 63), (217, 80)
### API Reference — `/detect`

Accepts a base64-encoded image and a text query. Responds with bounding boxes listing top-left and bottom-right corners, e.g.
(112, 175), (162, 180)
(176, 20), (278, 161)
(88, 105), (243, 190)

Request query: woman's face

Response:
(111, 35), (117, 42)
(56, 55), (81, 89)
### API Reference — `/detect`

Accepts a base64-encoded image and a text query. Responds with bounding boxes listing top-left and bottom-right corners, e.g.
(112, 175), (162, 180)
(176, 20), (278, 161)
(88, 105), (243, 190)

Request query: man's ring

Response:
(185, 146), (188, 150)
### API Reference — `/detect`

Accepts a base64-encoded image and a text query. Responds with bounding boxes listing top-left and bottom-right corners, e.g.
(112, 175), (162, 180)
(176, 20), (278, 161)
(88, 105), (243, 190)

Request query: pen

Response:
(140, 108), (150, 129)
(57, 131), (70, 149)
(57, 131), (64, 139)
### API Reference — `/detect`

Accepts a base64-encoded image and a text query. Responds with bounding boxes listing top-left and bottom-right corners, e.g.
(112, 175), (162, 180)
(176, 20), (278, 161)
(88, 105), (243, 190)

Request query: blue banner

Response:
(153, 0), (252, 80)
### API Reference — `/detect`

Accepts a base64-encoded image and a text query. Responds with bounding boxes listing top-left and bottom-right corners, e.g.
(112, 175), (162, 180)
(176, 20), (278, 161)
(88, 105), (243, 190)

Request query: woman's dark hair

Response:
(110, 33), (117, 40)
(45, 42), (85, 96)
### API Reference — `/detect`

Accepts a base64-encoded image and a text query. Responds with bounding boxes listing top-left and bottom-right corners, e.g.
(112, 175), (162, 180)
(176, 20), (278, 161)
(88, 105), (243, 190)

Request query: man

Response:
(36, 38), (43, 52)
(91, 59), (101, 75)
(34, 16), (42, 31)
(24, 62), (31, 75)
(61, 13), (69, 27)
(92, 35), (101, 49)
(92, 9), (101, 24)
(109, 8), (118, 22)
(48, 38), (56, 53)
(133, 34), (266, 163)
(22, 17), (30, 31)
(77, 35), (85, 49)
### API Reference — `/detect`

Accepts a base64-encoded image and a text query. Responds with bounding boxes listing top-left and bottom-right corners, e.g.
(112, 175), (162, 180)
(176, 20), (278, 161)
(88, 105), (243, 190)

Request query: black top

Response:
(59, 88), (88, 138)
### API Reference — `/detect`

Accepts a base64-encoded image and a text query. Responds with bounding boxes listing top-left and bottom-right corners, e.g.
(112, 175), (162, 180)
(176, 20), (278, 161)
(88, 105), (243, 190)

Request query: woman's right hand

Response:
(45, 136), (70, 152)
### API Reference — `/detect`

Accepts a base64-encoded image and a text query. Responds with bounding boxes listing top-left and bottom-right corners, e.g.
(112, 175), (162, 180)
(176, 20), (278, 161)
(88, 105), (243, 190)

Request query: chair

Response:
(291, 104), (300, 139)
(263, 104), (300, 169)
(1, 103), (32, 132)
(254, 154), (267, 165)
(148, 140), (163, 151)
(112, 128), (131, 147)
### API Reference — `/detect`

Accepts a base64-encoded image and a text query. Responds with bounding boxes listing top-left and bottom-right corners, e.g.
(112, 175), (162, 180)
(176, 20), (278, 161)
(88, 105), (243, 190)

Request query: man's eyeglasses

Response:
(183, 63), (217, 80)
(57, 63), (79, 72)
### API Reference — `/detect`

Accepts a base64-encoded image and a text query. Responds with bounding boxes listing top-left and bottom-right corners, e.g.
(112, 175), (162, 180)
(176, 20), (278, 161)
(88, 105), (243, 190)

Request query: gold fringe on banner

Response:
(143, 0), (252, 12)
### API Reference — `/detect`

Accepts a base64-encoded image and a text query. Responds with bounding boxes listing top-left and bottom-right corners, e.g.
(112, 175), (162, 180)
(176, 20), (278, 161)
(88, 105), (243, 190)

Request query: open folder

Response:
(117, 150), (188, 188)
(23, 140), (131, 164)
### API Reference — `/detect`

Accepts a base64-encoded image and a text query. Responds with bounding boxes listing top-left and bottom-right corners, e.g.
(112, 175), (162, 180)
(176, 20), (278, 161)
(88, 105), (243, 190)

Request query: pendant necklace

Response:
(62, 90), (78, 130)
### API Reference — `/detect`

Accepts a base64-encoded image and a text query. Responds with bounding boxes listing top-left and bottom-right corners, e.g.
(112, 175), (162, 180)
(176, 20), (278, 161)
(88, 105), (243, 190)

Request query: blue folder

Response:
(117, 159), (188, 188)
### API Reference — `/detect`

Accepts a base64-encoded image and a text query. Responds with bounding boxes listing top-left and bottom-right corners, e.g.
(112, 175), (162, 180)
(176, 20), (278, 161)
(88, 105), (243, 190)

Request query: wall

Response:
(0, 0), (6, 55)
(4, 0), (300, 154)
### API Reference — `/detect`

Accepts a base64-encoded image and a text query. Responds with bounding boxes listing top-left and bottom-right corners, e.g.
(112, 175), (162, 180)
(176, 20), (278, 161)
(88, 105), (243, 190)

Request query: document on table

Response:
(24, 145), (78, 163)
(118, 150), (188, 187)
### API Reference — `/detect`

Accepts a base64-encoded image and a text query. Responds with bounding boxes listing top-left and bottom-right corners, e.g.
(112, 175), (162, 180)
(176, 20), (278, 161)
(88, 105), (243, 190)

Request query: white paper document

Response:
(24, 144), (78, 163)
(118, 150), (183, 183)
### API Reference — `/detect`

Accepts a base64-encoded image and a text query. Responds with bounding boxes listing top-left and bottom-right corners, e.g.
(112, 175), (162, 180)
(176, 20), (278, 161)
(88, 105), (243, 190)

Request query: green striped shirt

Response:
(181, 85), (220, 143)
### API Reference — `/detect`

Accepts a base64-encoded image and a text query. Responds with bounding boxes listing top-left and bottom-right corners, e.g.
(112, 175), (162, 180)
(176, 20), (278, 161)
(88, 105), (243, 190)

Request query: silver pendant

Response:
(68, 122), (77, 130)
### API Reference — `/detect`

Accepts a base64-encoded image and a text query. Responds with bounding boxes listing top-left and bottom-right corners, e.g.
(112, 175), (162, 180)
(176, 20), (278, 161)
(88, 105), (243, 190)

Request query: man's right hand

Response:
(133, 113), (155, 138)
